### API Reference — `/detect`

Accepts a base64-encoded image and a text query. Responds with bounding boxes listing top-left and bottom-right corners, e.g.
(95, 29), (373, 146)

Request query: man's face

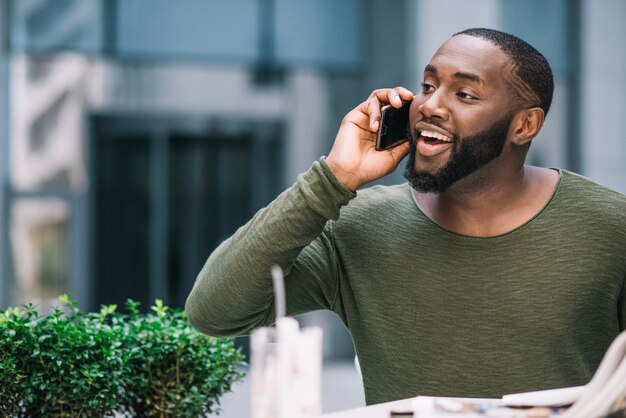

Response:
(404, 111), (513, 193)
(404, 35), (518, 193)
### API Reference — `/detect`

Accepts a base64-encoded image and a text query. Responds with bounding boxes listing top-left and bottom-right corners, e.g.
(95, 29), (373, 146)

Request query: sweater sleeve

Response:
(185, 157), (356, 337)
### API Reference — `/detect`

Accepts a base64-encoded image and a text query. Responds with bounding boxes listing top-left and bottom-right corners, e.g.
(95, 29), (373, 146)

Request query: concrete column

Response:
(406, 0), (501, 92)
(285, 70), (330, 185)
(0, 0), (10, 306)
(580, 0), (626, 193)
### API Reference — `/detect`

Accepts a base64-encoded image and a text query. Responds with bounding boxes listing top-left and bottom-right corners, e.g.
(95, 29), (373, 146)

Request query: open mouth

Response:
(419, 129), (454, 146)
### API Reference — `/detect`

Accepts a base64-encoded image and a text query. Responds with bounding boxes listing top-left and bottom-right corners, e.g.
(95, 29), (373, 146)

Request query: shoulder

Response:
(331, 182), (415, 230)
(553, 169), (626, 233)
(346, 182), (413, 213)
(558, 170), (626, 206)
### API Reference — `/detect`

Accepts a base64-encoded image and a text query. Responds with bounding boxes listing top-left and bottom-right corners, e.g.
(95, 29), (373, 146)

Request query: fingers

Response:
(369, 86), (415, 108)
(350, 100), (380, 133)
(365, 87), (415, 132)
(367, 100), (382, 132)
(344, 105), (376, 133)
(351, 87), (415, 133)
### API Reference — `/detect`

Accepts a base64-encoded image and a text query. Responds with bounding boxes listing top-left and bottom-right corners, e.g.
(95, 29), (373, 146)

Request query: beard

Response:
(403, 113), (514, 194)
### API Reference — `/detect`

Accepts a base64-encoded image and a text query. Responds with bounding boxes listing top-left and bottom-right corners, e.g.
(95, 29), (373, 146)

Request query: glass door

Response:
(90, 116), (283, 311)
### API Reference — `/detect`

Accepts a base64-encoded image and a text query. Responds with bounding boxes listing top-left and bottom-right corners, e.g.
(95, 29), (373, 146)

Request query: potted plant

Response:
(116, 299), (245, 417)
(0, 296), (245, 417)
(0, 297), (126, 417)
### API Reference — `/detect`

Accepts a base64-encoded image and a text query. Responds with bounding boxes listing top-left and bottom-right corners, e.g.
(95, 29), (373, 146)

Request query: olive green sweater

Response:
(186, 157), (626, 405)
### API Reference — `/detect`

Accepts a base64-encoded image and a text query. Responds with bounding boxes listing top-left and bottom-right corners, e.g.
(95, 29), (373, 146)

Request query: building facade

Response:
(1, 0), (625, 359)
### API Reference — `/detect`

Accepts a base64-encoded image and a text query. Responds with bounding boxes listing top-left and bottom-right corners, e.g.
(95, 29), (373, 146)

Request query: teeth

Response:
(421, 129), (453, 142)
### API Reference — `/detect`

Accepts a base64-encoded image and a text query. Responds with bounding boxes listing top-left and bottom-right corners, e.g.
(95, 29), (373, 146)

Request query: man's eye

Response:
(457, 92), (477, 100)
(421, 83), (434, 93)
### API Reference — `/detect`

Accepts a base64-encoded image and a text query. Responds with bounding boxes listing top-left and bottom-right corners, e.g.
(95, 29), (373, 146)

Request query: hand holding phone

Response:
(327, 88), (414, 191)
(376, 100), (412, 151)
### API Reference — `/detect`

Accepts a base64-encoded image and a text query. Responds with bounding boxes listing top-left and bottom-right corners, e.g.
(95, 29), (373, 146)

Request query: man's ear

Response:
(510, 107), (544, 146)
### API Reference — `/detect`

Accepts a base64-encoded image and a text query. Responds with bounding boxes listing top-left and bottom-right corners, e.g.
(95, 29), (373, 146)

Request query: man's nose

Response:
(418, 91), (450, 120)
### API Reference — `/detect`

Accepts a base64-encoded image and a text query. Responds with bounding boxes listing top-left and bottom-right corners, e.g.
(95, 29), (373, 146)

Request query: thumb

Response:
(387, 141), (411, 167)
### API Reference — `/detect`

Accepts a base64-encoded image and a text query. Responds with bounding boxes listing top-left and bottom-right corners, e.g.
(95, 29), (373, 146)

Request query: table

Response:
(322, 397), (504, 418)
(322, 398), (412, 418)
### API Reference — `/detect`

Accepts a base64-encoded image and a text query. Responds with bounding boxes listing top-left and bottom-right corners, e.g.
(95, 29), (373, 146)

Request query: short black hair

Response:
(454, 28), (554, 116)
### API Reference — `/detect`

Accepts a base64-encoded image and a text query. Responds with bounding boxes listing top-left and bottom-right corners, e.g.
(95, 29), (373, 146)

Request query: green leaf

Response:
(2, 295), (245, 417)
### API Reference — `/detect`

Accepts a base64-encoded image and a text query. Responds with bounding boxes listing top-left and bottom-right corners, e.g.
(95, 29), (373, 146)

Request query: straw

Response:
(271, 265), (286, 320)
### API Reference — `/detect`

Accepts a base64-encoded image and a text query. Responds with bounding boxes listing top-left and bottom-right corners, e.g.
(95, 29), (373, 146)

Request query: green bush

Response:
(0, 295), (245, 418)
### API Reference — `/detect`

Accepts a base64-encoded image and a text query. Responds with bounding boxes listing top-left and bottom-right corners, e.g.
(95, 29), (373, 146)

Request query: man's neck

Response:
(412, 165), (559, 237)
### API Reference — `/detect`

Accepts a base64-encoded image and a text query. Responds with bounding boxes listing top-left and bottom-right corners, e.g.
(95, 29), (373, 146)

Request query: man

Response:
(186, 28), (626, 405)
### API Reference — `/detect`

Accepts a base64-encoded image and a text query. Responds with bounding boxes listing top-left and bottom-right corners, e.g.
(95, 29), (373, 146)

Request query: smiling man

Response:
(186, 29), (626, 405)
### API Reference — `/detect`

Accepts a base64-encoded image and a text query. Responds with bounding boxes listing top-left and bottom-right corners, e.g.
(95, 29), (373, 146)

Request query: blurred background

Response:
(0, 0), (625, 414)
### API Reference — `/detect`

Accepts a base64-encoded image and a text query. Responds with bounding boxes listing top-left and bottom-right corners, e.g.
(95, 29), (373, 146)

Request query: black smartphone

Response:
(375, 100), (412, 151)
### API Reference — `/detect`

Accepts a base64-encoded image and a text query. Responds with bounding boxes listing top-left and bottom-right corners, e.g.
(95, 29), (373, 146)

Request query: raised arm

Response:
(185, 87), (414, 337)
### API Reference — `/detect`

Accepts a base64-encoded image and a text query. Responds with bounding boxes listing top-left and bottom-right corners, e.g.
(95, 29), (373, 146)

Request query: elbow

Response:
(185, 288), (261, 337)
(185, 291), (227, 337)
